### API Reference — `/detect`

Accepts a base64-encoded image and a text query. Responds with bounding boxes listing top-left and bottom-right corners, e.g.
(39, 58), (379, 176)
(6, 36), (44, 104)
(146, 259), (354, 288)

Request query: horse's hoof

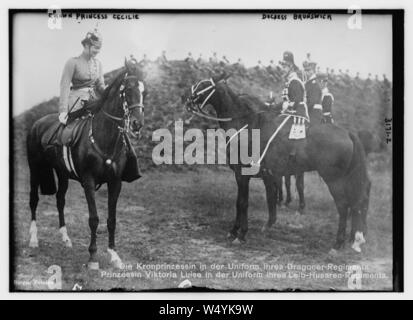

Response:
(226, 232), (236, 242)
(351, 232), (365, 253)
(351, 242), (362, 253)
(88, 261), (100, 270)
(329, 248), (338, 256)
(107, 249), (123, 269)
(298, 208), (306, 215)
(111, 259), (123, 269)
(351, 243), (361, 253)
(29, 240), (39, 248)
(64, 239), (73, 248)
(288, 222), (304, 230)
(232, 238), (246, 245)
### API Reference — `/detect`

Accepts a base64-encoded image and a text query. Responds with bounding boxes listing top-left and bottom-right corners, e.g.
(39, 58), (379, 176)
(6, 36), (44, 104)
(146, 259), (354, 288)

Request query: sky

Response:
(12, 12), (392, 115)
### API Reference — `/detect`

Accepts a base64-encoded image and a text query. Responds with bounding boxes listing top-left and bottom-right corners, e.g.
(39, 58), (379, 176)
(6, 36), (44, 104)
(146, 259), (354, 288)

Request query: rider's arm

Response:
(96, 60), (106, 94)
(59, 58), (76, 114)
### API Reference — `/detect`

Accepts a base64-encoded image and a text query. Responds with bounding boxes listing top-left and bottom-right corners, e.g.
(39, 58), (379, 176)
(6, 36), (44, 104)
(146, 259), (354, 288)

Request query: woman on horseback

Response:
(58, 29), (106, 125)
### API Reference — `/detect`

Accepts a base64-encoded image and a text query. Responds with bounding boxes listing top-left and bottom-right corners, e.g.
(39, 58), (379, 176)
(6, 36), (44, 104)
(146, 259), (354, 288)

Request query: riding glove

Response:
(58, 112), (68, 125)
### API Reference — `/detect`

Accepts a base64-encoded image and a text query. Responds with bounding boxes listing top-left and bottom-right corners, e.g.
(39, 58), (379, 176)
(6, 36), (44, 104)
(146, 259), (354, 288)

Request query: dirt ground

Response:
(12, 155), (393, 291)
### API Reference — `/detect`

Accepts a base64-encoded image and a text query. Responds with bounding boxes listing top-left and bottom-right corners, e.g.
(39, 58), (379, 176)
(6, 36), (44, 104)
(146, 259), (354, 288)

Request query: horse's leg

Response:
(350, 179), (371, 253)
(296, 173), (306, 215)
(276, 177), (283, 205)
(235, 174), (250, 243)
(107, 179), (123, 268)
(83, 174), (100, 270)
(56, 170), (72, 248)
(227, 172), (250, 244)
(326, 179), (349, 253)
(29, 167), (40, 248)
(262, 174), (277, 233)
(285, 175), (292, 206)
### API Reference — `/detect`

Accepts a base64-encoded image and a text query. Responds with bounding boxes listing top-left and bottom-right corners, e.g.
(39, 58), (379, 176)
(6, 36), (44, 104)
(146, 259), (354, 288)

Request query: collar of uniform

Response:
(80, 51), (94, 62)
(309, 73), (316, 81)
(287, 71), (298, 82)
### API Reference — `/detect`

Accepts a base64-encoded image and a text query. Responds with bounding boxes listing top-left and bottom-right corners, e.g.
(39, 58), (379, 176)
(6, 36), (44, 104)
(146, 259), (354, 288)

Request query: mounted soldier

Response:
(58, 28), (106, 126)
(303, 56), (323, 124)
(278, 51), (309, 122)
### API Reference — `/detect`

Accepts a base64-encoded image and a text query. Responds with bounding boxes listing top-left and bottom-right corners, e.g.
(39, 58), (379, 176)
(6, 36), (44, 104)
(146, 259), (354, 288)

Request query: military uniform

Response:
(282, 71), (309, 121)
(321, 87), (334, 123)
(305, 74), (322, 111)
(59, 29), (105, 124)
(59, 53), (105, 114)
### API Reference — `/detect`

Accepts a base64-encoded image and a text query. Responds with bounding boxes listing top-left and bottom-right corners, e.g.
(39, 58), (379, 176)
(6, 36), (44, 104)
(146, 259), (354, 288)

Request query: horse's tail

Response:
(27, 126), (57, 196)
(346, 132), (370, 195)
(346, 132), (371, 231)
(357, 130), (375, 155)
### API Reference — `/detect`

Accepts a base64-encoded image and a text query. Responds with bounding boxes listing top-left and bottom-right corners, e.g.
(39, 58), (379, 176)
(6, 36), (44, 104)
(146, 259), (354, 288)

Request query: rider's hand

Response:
(58, 112), (68, 125)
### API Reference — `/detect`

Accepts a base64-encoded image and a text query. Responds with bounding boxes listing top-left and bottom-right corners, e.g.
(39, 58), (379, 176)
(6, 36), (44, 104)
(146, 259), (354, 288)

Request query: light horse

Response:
(184, 74), (371, 253)
(26, 58), (145, 269)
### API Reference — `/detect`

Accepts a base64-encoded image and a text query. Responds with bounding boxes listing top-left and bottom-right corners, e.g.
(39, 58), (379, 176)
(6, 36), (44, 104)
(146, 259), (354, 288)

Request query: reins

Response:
(187, 78), (274, 122)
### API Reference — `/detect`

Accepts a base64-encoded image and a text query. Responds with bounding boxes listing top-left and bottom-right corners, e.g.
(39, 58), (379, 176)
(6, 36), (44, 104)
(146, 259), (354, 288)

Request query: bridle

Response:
(186, 78), (268, 122)
(186, 78), (233, 122)
(101, 73), (145, 138)
(89, 72), (145, 168)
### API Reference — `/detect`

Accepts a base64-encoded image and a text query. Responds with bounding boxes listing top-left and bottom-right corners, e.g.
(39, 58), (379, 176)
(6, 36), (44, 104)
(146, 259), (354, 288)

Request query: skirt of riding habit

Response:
(68, 87), (98, 112)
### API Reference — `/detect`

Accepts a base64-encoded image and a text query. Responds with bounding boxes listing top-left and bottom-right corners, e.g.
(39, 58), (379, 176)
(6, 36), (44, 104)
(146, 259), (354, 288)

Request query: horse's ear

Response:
(213, 71), (231, 83)
(124, 57), (129, 70)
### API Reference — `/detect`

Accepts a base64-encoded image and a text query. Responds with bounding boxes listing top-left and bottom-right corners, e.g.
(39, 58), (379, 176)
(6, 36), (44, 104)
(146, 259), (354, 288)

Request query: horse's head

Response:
(120, 57), (146, 137)
(183, 72), (231, 114)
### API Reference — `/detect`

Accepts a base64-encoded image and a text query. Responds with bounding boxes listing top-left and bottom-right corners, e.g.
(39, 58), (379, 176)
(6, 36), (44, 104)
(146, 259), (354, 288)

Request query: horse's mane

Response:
(99, 68), (127, 103)
(90, 64), (144, 113)
(223, 83), (268, 113)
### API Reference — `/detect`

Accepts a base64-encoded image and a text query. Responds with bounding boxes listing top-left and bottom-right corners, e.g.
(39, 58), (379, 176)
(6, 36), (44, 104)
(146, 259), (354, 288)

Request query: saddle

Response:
(42, 115), (90, 149)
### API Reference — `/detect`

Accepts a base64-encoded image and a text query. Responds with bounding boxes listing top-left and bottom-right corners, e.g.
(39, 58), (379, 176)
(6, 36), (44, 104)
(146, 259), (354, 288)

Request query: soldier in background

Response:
(185, 52), (195, 63)
(236, 58), (244, 68)
(209, 52), (218, 64)
(267, 59), (281, 81)
(231, 58), (246, 76)
(321, 77), (335, 123)
(158, 50), (168, 63)
(197, 53), (205, 64)
(303, 57), (323, 123)
(221, 55), (230, 64)
(157, 50), (170, 68)
(140, 53), (149, 67)
(382, 74), (390, 88)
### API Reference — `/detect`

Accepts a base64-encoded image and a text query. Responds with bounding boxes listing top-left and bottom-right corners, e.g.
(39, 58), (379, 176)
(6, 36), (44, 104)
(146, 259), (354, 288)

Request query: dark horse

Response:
(26, 58), (145, 269)
(184, 74), (371, 253)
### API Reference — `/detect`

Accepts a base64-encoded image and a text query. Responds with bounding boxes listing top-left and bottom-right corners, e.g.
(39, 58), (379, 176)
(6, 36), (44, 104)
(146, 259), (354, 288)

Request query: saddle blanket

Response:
(41, 116), (90, 149)
(288, 116), (307, 140)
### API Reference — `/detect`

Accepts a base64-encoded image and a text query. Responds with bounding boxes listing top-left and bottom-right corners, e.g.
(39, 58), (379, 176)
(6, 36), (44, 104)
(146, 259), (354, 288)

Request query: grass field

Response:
(12, 153), (393, 291)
